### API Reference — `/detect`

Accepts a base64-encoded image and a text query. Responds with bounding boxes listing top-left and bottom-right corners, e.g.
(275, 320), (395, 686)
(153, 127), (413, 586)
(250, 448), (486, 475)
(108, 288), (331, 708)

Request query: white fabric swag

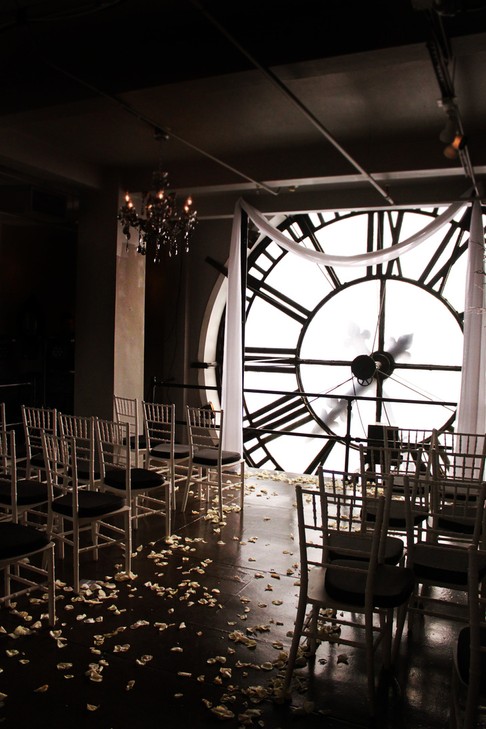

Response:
(222, 197), (485, 456)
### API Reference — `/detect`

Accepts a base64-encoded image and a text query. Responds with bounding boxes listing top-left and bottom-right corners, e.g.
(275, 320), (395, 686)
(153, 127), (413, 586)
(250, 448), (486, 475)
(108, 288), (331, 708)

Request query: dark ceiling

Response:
(0, 0), (485, 217)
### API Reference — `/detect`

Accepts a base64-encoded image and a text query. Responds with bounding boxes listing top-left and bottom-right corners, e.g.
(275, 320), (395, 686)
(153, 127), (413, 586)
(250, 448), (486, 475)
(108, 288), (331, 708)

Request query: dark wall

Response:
(0, 220), (76, 422)
(144, 217), (233, 435)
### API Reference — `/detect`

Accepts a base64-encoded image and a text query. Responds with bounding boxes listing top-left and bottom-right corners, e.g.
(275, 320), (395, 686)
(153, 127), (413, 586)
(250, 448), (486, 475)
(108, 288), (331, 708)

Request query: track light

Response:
(443, 133), (467, 159)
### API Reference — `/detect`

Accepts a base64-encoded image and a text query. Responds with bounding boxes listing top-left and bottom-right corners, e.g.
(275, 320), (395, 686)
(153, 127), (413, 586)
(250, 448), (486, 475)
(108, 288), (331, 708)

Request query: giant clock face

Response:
(239, 206), (472, 475)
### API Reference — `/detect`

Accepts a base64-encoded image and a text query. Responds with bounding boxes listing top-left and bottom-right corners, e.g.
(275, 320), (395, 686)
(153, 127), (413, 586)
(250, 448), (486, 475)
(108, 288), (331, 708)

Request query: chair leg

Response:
(181, 465), (194, 512)
(381, 608), (394, 671)
(217, 468), (223, 522)
(365, 610), (376, 716)
(47, 544), (56, 626)
(124, 510), (132, 577)
(165, 484), (171, 536)
(73, 522), (80, 594)
(281, 597), (309, 700)
(306, 606), (320, 656)
(58, 518), (65, 559)
(3, 564), (10, 607)
(91, 522), (99, 561)
(131, 497), (139, 531)
(392, 601), (409, 665)
(239, 461), (245, 511)
(170, 460), (177, 510)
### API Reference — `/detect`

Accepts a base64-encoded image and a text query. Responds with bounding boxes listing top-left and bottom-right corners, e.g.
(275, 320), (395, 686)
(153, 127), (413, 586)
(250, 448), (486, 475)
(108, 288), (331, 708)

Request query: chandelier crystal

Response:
(118, 169), (197, 262)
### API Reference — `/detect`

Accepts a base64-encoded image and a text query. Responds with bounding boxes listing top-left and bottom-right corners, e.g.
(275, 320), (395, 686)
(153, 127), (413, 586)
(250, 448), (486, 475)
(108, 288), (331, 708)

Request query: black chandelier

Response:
(118, 164), (197, 262)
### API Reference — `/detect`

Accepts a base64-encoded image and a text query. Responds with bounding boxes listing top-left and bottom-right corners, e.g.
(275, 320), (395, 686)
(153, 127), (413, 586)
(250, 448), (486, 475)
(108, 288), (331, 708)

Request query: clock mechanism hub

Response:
(351, 350), (395, 386)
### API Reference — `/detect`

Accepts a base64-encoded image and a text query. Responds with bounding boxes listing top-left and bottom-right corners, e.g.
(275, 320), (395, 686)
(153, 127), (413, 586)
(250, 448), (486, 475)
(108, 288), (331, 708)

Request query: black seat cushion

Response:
(412, 543), (486, 586)
(104, 467), (165, 492)
(0, 479), (49, 507)
(0, 522), (50, 560)
(150, 443), (190, 460)
(52, 491), (125, 518)
(193, 448), (241, 467)
(325, 559), (415, 608)
(328, 530), (404, 565)
(456, 625), (486, 690)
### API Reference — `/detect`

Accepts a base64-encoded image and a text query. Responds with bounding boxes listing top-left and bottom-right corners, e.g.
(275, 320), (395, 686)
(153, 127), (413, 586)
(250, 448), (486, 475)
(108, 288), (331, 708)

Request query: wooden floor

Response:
(0, 469), (465, 728)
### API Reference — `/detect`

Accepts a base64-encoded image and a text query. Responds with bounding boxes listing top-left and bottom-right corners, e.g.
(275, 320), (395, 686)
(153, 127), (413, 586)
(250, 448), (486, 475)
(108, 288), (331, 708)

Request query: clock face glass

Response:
(210, 205), (477, 474)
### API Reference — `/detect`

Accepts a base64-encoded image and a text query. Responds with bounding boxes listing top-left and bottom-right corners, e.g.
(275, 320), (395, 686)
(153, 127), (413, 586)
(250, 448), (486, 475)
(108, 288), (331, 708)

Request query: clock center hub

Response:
(351, 350), (395, 386)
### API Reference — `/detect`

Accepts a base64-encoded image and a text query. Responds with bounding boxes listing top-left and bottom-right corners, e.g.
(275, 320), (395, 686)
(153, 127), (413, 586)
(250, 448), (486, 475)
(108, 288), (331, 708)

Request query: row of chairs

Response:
(113, 396), (245, 521)
(377, 425), (486, 484)
(0, 404), (56, 625)
(18, 399), (245, 523)
(2, 407), (169, 595)
(0, 399), (244, 595)
(282, 458), (486, 721)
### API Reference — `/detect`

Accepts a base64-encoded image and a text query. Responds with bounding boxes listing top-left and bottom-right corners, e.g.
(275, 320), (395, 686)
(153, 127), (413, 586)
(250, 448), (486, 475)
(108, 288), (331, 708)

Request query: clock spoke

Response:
(383, 370), (457, 413)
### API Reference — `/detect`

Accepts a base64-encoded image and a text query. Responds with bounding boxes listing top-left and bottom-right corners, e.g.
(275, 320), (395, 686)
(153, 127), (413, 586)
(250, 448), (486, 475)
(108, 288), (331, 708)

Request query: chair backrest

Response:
(295, 479), (385, 592)
(384, 426), (435, 449)
(95, 417), (131, 493)
(114, 396), (140, 435)
(41, 431), (78, 508)
(58, 412), (96, 487)
(426, 479), (486, 548)
(21, 404), (57, 462)
(432, 430), (486, 483)
(186, 404), (222, 455)
(383, 426), (435, 478)
(114, 396), (142, 465)
(0, 429), (18, 522)
(142, 401), (175, 451)
(360, 441), (430, 487)
(0, 402), (8, 472)
(318, 467), (366, 536)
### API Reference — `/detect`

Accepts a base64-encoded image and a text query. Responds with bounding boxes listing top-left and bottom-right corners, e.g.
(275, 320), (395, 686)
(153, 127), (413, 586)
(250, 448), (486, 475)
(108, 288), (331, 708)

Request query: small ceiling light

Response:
(443, 133), (467, 159)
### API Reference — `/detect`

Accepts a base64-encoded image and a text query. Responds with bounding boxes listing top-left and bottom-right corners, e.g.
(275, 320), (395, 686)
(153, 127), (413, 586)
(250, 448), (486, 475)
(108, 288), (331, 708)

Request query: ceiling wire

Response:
(191, 0), (395, 206)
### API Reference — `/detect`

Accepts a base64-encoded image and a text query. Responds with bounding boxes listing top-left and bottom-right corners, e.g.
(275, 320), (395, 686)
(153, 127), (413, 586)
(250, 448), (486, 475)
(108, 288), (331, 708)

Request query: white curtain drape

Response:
(222, 197), (484, 454)
(456, 200), (486, 434)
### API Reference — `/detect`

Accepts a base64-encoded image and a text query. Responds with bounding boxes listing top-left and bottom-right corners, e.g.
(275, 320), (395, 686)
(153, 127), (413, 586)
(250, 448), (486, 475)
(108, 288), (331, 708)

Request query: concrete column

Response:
(74, 181), (145, 418)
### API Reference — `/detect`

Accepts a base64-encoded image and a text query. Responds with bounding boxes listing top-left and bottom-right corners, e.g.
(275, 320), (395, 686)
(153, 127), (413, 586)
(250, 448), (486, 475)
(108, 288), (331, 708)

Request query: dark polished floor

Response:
(0, 469), (465, 728)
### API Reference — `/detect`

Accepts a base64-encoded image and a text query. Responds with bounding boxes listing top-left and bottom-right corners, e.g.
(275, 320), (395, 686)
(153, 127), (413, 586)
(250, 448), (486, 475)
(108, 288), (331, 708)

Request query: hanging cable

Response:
(352, 378), (367, 437)
(372, 284), (387, 353)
